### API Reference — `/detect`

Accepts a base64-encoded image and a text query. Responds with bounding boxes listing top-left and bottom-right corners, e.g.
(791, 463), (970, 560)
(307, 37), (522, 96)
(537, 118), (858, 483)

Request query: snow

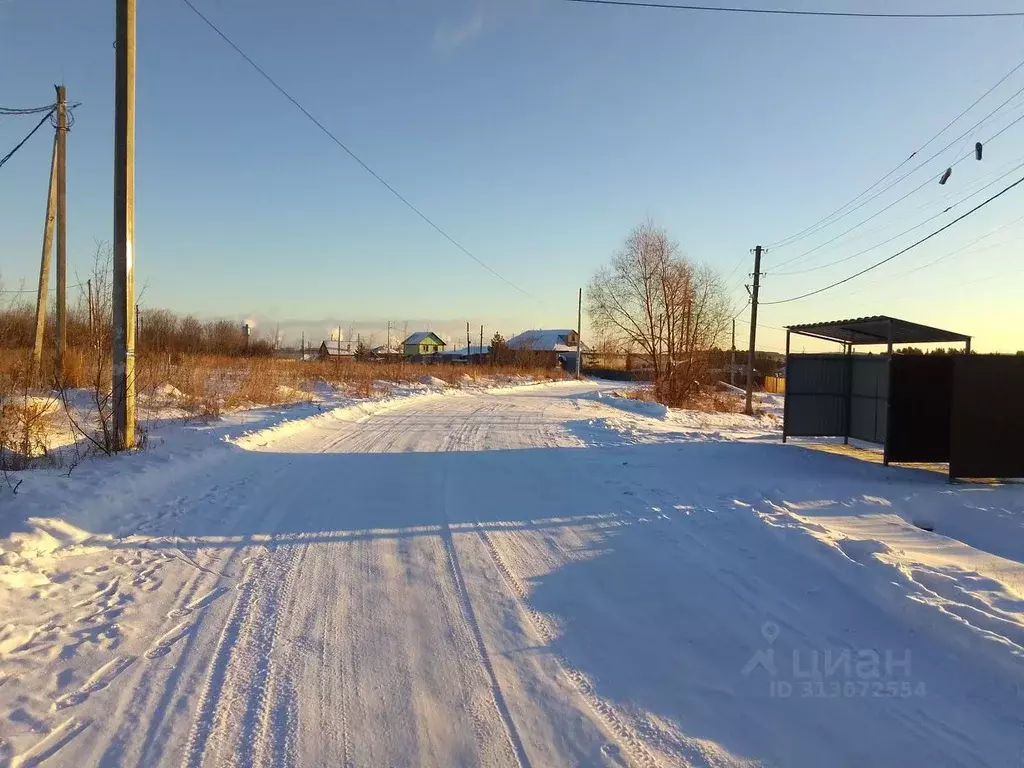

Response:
(506, 329), (590, 353)
(153, 383), (185, 400)
(1, 380), (1022, 766)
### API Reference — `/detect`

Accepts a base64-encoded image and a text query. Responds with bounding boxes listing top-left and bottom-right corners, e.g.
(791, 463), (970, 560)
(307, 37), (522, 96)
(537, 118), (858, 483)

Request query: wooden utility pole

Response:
(575, 287), (582, 380)
(479, 325), (483, 360)
(301, 330), (305, 359)
(32, 135), (58, 381)
(113, 0), (137, 450)
(55, 85), (68, 378)
(744, 245), (763, 416)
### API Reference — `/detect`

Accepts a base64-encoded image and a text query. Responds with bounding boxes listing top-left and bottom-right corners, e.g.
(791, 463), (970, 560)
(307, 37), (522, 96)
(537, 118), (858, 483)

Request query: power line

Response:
(723, 253), (748, 284)
(736, 316), (785, 332)
(0, 282), (85, 295)
(768, 53), (1024, 250)
(562, 0), (1024, 18)
(841, 216), (1024, 298)
(761, 171), (1024, 305)
(0, 108), (55, 171)
(772, 157), (1024, 276)
(0, 104), (58, 115)
(770, 100), (1024, 272)
(178, 0), (536, 300)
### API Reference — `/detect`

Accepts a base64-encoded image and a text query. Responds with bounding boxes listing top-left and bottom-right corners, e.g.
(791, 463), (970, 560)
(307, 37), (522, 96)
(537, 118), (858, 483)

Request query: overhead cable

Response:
(178, 0), (536, 299)
(563, 0), (1024, 18)
(770, 102), (1024, 272)
(768, 54), (1024, 249)
(771, 157), (1024, 276)
(760, 172), (1024, 305)
(0, 108), (55, 171)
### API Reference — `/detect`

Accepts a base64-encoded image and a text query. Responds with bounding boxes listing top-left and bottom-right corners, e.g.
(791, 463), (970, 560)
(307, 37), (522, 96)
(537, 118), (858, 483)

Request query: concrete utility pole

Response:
(113, 0), (137, 450)
(744, 245), (763, 416)
(479, 325), (483, 360)
(387, 321), (391, 353)
(730, 318), (737, 387)
(575, 287), (582, 380)
(55, 85), (68, 378)
(32, 135), (58, 381)
(466, 322), (471, 359)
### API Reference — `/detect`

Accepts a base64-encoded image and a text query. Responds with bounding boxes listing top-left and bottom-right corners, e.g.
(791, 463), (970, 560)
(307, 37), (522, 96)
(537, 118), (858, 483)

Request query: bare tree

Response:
(587, 220), (730, 403)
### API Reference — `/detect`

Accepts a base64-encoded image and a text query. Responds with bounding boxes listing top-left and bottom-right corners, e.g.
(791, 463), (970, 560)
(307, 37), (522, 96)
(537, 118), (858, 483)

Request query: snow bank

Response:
(593, 390), (669, 419)
(154, 383), (185, 400)
(419, 375), (449, 388)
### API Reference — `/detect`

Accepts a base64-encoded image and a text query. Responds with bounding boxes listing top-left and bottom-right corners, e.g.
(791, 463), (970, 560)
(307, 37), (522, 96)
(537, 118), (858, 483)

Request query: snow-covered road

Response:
(2, 381), (1023, 767)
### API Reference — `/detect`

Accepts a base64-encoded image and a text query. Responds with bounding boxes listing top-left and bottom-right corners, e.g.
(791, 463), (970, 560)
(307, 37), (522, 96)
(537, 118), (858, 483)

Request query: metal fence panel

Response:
(849, 357), (888, 444)
(887, 356), (954, 463)
(785, 355), (850, 437)
(950, 356), (1024, 479)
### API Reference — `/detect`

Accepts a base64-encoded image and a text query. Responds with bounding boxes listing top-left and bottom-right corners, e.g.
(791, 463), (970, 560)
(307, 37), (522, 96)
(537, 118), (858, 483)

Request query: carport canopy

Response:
(786, 315), (971, 349)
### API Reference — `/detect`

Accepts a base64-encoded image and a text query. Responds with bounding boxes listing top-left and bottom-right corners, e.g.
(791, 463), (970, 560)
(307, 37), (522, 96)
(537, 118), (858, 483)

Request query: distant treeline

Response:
(0, 300), (273, 357)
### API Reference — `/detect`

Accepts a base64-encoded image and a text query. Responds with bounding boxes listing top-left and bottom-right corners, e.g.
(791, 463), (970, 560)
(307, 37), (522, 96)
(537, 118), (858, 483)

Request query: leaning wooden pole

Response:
(113, 0), (137, 450)
(32, 134), (59, 381)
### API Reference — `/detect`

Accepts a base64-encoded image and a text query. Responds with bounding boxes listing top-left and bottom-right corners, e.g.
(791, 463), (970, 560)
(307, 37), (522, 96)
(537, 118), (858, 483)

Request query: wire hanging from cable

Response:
(772, 156), (1024, 277)
(767, 53), (1024, 250)
(770, 101), (1024, 272)
(761, 171), (1024, 305)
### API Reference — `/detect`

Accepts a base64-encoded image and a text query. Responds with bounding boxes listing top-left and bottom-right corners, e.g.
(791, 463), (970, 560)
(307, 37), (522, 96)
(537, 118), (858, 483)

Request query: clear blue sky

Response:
(2, 0), (1023, 351)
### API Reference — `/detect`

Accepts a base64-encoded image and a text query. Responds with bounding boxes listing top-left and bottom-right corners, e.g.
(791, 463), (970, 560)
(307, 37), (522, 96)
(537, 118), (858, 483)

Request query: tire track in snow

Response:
(181, 548), (286, 768)
(248, 541), (309, 768)
(317, 544), (353, 768)
(438, 519), (532, 768)
(437, 418), (531, 767)
(471, 522), (663, 768)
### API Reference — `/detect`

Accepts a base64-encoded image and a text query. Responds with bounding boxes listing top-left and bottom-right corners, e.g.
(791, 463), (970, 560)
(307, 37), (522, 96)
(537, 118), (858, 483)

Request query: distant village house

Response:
(318, 339), (356, 360)
(506, 329), (590, 369)
(402, 332), (446, 359)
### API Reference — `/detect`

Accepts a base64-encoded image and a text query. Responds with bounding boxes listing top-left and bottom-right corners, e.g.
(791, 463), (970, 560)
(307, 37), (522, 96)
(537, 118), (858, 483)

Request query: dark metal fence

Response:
(784, 355), (888, 442)
(849, 357), (888, 444)
(950, 356), (1024, 479)
(785, 352), (1024, 479)
(783, 355), (850, 438)
(886, 356), (954, 463)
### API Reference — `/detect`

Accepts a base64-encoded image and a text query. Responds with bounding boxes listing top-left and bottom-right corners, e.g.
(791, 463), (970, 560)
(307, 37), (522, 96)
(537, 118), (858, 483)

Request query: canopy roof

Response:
(787, 316), (971, 346)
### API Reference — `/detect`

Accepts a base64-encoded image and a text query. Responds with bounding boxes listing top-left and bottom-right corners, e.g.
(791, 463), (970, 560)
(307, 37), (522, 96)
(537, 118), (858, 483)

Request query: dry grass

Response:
(0, 347), (568, 456)
(627, 382), (745, 413)
(0, 396), (63, 469)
